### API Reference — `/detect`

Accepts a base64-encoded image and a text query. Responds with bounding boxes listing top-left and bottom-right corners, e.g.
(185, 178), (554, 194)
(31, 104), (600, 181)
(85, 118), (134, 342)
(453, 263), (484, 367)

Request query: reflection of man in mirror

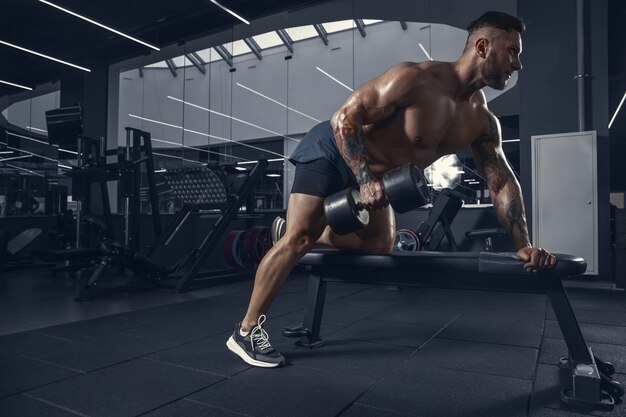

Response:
(228, 11), (556, 368)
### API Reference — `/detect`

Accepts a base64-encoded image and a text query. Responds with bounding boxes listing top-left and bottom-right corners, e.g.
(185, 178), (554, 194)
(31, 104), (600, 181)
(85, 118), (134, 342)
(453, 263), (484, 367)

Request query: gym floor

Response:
(1, 269), (625, 417)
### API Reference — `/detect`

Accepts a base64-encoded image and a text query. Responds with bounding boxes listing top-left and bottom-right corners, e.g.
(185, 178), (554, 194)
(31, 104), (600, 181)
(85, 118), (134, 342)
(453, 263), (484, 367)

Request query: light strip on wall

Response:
(128, 114), (285, 158)
(236, 83), (321, 123)
(237, 158), (285, 165)
(418, 43), (433, 61)
(6, 163), (45, 177)
(609, 91), (626, 129)
(0, 155), (33, 162)
(38, 0), (160, 51)
(167, 96), (301, 143)
(315, 66), (353, 92)
(26, 126), (48, 133)
(151, 136), (248, 161)
(209, 0), (250, 25)
(0, 141), (59, 163)
(7, 131), (49, 145)
(0, 79), (32, 91)
(0, 40), (91, 72)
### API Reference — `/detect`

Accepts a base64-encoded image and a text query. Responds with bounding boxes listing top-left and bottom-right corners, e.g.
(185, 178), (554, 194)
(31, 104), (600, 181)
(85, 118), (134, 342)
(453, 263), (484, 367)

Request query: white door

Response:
(531, 131), (598, 275)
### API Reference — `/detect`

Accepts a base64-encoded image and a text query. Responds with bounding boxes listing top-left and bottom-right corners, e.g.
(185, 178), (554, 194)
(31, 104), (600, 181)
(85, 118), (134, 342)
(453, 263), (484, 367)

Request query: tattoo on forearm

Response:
(334, 112), (374, 185)
(476, 115), (531, 248)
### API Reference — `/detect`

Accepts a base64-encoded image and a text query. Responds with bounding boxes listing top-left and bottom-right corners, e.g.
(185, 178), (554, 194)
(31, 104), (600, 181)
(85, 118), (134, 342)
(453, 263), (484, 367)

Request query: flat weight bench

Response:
(283, 250), (624, 410)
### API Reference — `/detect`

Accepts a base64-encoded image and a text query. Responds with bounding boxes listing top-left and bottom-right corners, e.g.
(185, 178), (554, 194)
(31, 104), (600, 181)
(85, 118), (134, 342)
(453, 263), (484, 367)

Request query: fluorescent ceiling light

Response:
(0, 155), (32, 162)
(609, 91), (626, 129)
(58, 164), (73, 170)
(418, 43), (432, 61)
(7, 131), (49, 145)
(38, 0), (159, 51)
(502, 139), (520, 143)
(236, 83), (321, 123)
(57, 147), (78, 155)
(154, 168), (167, 173)
(266, 173), (281, 177)
(209, 0), (250, 25)
(316, 67), (353, 92)
(6, 163), (44, 177)
(0, 39), (90, 72)
(26, 126), (48, 133)
(128, 113), (285, 158)
(0, 151), (13, 154)
(0, 141), (59, 163)
(237, 158), (284, 165)
(167, 96), (301, 143)
(0, 79), (32, 91)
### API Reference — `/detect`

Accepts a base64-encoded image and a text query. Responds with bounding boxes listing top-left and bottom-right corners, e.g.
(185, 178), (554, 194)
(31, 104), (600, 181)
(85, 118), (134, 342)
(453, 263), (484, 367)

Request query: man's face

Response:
(481, 30), (523, 90)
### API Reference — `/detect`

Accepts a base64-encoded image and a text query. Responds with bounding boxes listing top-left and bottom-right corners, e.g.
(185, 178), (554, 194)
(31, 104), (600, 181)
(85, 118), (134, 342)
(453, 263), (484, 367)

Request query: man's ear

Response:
(475, 38), (488, 58)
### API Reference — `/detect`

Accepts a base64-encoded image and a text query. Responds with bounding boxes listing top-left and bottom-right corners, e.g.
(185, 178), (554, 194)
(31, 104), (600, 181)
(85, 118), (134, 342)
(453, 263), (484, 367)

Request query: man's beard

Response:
(481, 56), (506, 90)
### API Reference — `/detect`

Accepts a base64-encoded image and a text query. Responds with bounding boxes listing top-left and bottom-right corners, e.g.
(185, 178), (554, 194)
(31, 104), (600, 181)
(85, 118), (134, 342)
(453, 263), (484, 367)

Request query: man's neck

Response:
(451, 53), (486, 101)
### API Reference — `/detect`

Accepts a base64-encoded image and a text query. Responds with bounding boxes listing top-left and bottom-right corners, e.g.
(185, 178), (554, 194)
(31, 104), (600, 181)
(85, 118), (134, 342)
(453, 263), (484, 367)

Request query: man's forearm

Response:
(491, 179), (532, 250)
(333, 113), (375, 185)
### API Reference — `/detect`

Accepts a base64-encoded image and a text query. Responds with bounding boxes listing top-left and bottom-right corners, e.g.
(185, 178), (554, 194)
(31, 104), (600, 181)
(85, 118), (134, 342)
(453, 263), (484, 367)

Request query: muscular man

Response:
(227, 11), (556, 368)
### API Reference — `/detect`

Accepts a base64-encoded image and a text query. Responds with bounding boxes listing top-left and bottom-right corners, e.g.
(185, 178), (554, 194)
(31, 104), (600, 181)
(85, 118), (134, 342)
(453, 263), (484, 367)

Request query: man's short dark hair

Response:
(467, 11), (525, 35)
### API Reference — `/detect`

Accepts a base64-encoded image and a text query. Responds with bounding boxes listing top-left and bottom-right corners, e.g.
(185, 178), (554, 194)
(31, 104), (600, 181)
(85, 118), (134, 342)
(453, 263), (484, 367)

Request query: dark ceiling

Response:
(0, 0), (331, 96)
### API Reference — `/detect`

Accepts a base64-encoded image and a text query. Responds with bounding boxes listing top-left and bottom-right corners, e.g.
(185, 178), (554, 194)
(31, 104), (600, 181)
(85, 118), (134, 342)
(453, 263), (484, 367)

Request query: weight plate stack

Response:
(223, 230), (245, 268)
(393, 229), (420, 252)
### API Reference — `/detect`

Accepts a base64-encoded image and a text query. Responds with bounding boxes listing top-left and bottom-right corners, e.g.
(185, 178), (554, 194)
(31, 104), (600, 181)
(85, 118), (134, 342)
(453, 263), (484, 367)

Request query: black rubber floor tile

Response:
(545, 320), (626, 346)
(326, 296), (402, 313)
(339, 319), (442, 348)
(339, 404), (417, 417)
(0, 394), (79, 417)
(531, 406), (607, 416)
(143, 398), (249, 417)
(0, 331), (73, 357)
(25, 332), (176, 372)
(322, 305), (377, 327)
(346, 286), (418, 303)
(149, 331), (251, 376)
(539, 337), (626, 375)
(0, 354), (80, 398)
(34, 314), (147, 341)
(28, 358), (224, 417)
(401, 288), (484, 309)
(122, 311), (234, 344)
(278, 334), (415, 379)
(116, 302), (214, 324)
(530, 364), (625, 416)
(474, 291), (547, 312)
(190, 365), (375, 417)
(374, 304), (460, 327)
(324, 283), (376, 301)
(546, 308), (626, 327)
(416, 338), (539, 380)
(568, 297), (626, 313)
(438, 316), (543, 348)
(459, 307), (546, 328)
(357, 363), (532, 417)
(268, 290), (307, 314)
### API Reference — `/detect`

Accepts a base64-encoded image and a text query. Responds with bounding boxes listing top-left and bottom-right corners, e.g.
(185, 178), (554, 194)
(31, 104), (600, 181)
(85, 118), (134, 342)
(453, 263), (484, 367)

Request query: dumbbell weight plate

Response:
(223, 230), (245, 268)
(393, 229), (420, 252)
(324, 187), (369, 235)
(383, 163), (430, 213)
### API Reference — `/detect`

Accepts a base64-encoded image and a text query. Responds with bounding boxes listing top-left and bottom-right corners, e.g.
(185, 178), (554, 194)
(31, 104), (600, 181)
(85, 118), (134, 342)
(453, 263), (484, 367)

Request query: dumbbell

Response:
(324, 163), (430, 235)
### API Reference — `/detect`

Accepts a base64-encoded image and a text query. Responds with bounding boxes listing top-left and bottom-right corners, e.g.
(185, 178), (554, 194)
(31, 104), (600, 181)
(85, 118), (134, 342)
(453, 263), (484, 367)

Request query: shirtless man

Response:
(227, 11), (556, 368)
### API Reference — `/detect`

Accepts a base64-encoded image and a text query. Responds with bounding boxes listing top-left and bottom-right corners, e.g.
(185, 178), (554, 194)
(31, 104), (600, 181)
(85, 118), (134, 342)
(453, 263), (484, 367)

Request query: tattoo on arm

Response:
(334, 111), (375, 185)
(474, 116), (531, 249)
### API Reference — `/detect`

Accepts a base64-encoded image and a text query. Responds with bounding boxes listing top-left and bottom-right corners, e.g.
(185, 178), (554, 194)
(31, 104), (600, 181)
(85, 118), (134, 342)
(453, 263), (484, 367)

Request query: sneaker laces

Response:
(250, 314), (272, 351)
